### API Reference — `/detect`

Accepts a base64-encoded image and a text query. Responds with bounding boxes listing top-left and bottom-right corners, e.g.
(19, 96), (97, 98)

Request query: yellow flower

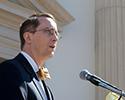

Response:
(106, 92), (123, 100)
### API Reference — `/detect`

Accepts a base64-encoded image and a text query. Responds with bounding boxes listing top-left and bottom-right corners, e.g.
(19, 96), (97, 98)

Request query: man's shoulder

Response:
(0, 53), (24, 65)
(0, 59), (19, 73)
(0, 59), (13, 66)
(0, 54), (23, 70)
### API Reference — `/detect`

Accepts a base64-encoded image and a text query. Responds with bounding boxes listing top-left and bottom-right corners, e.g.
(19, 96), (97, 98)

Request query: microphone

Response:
(80, 69), (101, 86)
(79, 69), (125, 97)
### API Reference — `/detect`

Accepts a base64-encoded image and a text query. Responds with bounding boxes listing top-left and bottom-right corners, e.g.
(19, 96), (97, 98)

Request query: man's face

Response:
(30, 17), (59, 60)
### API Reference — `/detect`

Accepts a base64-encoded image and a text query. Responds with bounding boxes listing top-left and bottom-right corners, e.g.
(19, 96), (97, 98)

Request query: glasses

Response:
(35, 28), (62, 40)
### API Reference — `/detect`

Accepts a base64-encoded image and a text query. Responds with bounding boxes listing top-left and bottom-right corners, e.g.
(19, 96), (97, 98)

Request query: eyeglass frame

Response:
(31, 27), (62, 40)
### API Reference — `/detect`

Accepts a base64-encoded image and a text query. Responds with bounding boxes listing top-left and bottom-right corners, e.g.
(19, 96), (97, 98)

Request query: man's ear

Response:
(23, 32), (33, 44)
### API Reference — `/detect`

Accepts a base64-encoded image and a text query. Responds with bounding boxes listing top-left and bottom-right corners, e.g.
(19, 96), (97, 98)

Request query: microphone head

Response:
(79, 69), (91, 80)
(79, 69), (100, 86)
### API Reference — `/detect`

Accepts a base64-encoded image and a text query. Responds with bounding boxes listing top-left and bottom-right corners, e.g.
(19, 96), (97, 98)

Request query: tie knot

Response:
(37, 67), (51, 80)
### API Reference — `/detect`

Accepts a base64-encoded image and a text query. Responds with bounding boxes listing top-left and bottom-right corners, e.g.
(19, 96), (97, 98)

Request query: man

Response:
(0, 13), (60, 100)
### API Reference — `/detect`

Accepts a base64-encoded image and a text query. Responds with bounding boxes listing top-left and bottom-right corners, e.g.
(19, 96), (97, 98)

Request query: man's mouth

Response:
(49, 45), (55, 49)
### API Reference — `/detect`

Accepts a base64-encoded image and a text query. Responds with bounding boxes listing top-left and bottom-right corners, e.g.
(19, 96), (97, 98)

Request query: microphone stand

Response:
(94, 77), (125, 99)
(99, 82), (124, 99)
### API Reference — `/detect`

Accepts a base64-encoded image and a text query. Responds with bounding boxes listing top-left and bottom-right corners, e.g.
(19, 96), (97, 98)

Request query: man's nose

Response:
(52, 33), (60, 41)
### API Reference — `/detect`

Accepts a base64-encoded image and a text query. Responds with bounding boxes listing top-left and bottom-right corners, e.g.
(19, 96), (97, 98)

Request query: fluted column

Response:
(95, 0), (125, 99)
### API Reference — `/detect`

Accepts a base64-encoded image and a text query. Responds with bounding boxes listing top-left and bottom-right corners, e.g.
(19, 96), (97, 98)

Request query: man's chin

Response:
(47, 52), (55, 58)
(50, 52), (55, 57)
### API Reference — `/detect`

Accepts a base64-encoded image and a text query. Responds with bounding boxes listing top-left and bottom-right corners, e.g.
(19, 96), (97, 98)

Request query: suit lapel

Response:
(42, 80), (54, 100)
(42, 80), (50, 100)
(32, 78), (46, 100)
(14, 53), (38, 79)
(14, 53), (46, 100)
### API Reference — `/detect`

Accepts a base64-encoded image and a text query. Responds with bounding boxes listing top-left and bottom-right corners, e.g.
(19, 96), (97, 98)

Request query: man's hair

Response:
(19, 13), (56, 49)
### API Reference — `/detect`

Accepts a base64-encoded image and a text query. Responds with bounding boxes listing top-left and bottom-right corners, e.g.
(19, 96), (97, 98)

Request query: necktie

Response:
(37, 67), (51, 80)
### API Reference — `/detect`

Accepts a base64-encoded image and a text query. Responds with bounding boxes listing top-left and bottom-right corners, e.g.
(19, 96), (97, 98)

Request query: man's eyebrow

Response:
(44, 27), (60, 32)
(41, 27), (53, 30)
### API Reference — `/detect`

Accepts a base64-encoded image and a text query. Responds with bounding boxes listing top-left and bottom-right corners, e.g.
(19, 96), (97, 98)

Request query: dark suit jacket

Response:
(0, 53), (54, 100)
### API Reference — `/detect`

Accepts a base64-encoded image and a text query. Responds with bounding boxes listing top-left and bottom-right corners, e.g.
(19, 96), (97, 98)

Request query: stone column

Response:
(95, 0), (125, 99)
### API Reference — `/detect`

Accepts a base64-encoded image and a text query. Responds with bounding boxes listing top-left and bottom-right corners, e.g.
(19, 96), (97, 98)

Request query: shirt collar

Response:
(21, 51), (39, 73)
